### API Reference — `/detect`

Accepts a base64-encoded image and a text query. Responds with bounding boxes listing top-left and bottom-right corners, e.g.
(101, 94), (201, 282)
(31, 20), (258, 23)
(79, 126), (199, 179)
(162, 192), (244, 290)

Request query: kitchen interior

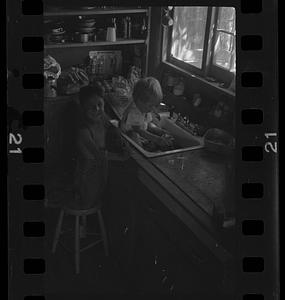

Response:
(43, 1), (237, 299)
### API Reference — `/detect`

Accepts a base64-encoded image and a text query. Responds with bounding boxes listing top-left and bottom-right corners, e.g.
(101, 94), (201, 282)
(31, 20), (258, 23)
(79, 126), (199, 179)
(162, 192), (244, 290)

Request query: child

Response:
(71, 84), (128, 209)
(120, 77), (172, 148)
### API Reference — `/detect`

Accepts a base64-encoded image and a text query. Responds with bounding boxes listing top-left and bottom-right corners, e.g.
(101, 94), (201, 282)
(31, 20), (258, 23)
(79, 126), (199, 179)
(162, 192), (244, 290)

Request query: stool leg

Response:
(98, 210), (109, 257)
(75, 215), (80, 274)
(80, 215), (87, 238)
(52, 209), (64, 253)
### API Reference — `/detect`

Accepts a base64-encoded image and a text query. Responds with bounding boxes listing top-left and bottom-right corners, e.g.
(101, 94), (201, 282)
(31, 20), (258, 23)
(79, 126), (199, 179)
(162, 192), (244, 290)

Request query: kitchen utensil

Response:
(79, 33), (89, 43)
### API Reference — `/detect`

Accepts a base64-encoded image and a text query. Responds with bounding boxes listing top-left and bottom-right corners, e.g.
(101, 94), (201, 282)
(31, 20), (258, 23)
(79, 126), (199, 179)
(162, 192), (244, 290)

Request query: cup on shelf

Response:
(80, 33), (89, 43)
(106, 27), (116, 42)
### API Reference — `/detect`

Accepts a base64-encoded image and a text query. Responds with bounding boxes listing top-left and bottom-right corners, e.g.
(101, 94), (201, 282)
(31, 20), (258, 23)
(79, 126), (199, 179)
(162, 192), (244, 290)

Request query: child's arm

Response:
(147, 122), (168, 136)
(132, 126), (161, 144)
(105, 125), (131, 161)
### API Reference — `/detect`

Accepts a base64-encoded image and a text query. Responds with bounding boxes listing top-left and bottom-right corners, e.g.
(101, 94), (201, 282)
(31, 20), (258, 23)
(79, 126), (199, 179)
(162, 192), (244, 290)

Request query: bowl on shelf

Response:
(78, 19), (96, 27)
(78, 27), (95, 33)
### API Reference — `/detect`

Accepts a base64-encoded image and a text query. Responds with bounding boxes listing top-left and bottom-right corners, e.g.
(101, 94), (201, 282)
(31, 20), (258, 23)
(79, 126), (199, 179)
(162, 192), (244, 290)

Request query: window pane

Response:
(213, 32), (235, 72)
(214, 7), (236, 73)
(217, 7), (235, 33)
(171, 7), (208, 69)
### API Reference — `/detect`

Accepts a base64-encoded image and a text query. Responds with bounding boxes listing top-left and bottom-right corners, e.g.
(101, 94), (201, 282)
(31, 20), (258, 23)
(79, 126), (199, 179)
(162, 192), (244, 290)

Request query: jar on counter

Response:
(173, 79), (185, 96)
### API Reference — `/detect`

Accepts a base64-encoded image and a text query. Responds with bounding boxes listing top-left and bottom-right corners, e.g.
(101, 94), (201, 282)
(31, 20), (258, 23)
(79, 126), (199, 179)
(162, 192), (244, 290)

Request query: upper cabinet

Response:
(44, 7), (150, 49)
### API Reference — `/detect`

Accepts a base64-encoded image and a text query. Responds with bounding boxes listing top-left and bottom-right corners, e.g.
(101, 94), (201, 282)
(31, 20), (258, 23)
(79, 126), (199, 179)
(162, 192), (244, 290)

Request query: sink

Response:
(121, 115), (204, 158)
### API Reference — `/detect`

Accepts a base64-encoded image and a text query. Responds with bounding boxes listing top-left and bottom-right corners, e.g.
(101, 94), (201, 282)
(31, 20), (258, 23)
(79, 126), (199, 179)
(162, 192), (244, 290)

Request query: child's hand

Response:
(156, 135), (174, 148)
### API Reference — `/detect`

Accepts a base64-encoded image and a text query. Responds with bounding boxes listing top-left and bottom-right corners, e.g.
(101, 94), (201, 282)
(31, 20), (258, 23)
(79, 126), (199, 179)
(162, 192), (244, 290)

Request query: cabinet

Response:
(131, 171), (235, 298)
(44, 6), (151, 75)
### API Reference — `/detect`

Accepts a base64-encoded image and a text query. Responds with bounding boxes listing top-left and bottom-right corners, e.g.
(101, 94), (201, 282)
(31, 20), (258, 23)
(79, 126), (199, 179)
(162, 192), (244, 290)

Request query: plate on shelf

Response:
(51, 31), (65, 38)
(78, 27), (95, 33)
(81, 6), (96, 10)
(78, 20), (96, 27)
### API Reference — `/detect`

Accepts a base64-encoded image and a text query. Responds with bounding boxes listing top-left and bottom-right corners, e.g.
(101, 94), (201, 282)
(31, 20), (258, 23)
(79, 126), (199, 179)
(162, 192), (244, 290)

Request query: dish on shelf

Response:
(78, 21), (96, 27)
(51, 30), (66, 36)
(80, 6), (96, 10)
(78, 27), (95, 33)
(78, 19), (96, 27)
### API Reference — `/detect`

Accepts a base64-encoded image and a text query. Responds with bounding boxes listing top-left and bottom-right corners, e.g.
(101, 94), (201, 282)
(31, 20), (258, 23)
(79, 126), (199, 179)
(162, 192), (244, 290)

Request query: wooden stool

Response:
(52, 206), (109, 274)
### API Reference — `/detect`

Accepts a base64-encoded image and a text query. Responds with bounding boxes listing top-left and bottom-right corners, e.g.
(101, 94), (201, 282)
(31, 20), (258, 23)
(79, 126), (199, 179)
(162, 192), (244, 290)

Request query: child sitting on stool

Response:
(120, 77), (173, 148)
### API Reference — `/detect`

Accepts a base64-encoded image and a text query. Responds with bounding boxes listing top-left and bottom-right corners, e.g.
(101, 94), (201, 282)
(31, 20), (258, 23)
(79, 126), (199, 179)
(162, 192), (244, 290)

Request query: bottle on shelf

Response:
(106, 17), (116, 42)
(123, 17), (128, 39)
(112, 17), (117, 30)
(127, 16), (132, 39)
(140, 17), (147, 39)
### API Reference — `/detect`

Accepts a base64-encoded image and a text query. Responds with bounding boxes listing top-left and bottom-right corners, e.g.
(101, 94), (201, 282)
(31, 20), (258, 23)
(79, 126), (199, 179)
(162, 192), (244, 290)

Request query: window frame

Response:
(209, 7), (236, 84)
(163, 6), (235, 87)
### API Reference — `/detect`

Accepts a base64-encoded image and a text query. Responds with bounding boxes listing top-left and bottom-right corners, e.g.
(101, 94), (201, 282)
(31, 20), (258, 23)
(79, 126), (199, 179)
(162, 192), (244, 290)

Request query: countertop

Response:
(149, 149), (233, 216)
(105, 96), (234, 218)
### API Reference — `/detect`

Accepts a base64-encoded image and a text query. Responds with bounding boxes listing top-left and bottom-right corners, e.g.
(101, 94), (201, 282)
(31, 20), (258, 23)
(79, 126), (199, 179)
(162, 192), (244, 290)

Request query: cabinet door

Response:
(137, 183), (234, 297)
(134, 210), (175, 296)
(104, 170), (138, 274)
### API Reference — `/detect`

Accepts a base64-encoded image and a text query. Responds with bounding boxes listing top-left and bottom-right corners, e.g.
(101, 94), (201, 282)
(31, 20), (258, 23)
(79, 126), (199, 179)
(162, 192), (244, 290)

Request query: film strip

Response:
(7, 0), (278, 299)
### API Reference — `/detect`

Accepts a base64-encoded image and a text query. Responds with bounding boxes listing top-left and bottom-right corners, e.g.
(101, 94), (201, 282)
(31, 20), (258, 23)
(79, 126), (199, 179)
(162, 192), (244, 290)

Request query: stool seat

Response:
(52, 205), (109, 274)
(64, 205), (100, 216)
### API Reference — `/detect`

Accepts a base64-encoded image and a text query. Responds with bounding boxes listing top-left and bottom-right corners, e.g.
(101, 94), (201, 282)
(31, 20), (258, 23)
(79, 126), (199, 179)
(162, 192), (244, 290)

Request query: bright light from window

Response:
(170, 7), (208, 69)
(213, 7), (236, 73)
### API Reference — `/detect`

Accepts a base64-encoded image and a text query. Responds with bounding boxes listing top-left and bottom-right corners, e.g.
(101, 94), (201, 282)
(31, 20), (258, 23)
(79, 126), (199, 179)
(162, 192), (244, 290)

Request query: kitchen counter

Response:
(105, 95), (234, 215)
(106, 96), (235, 264)
(150, 149), (233, 217)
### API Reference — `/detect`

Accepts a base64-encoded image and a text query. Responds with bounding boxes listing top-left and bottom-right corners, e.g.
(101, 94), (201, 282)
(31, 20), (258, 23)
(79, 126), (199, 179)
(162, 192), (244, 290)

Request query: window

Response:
(164, 6), (236, 86)
(212, 7), (236, 76)
(171, 7), (208, 69)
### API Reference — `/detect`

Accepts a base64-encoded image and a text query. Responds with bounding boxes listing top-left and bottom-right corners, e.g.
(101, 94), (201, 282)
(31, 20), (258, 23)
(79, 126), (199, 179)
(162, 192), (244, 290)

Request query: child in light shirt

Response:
(121, 77), (172, 148)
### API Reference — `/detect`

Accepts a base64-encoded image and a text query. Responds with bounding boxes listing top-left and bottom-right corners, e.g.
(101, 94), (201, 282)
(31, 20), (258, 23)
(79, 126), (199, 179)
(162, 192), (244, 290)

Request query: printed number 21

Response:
(9, 133), (22, 154)
(264, 132), (278, 153)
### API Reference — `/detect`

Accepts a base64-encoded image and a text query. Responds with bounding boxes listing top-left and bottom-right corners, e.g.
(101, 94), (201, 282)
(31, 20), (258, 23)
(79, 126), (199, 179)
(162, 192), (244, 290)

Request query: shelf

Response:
(44, 8), (148, 17)
(44, 39), (146, 49)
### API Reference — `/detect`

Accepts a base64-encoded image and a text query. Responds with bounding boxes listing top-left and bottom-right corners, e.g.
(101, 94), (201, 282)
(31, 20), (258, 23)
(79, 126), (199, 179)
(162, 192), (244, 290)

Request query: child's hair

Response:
(133, 77), (163, 104)
(79, 83), (105, 107)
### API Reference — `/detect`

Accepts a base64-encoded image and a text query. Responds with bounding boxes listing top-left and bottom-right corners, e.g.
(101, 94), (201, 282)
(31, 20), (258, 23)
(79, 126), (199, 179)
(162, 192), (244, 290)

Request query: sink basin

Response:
(121, 115), (204, 158)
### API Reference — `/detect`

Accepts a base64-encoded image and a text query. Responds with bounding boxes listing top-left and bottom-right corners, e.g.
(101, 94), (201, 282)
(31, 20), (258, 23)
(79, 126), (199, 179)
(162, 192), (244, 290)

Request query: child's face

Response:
(83, 96), (105, 123)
